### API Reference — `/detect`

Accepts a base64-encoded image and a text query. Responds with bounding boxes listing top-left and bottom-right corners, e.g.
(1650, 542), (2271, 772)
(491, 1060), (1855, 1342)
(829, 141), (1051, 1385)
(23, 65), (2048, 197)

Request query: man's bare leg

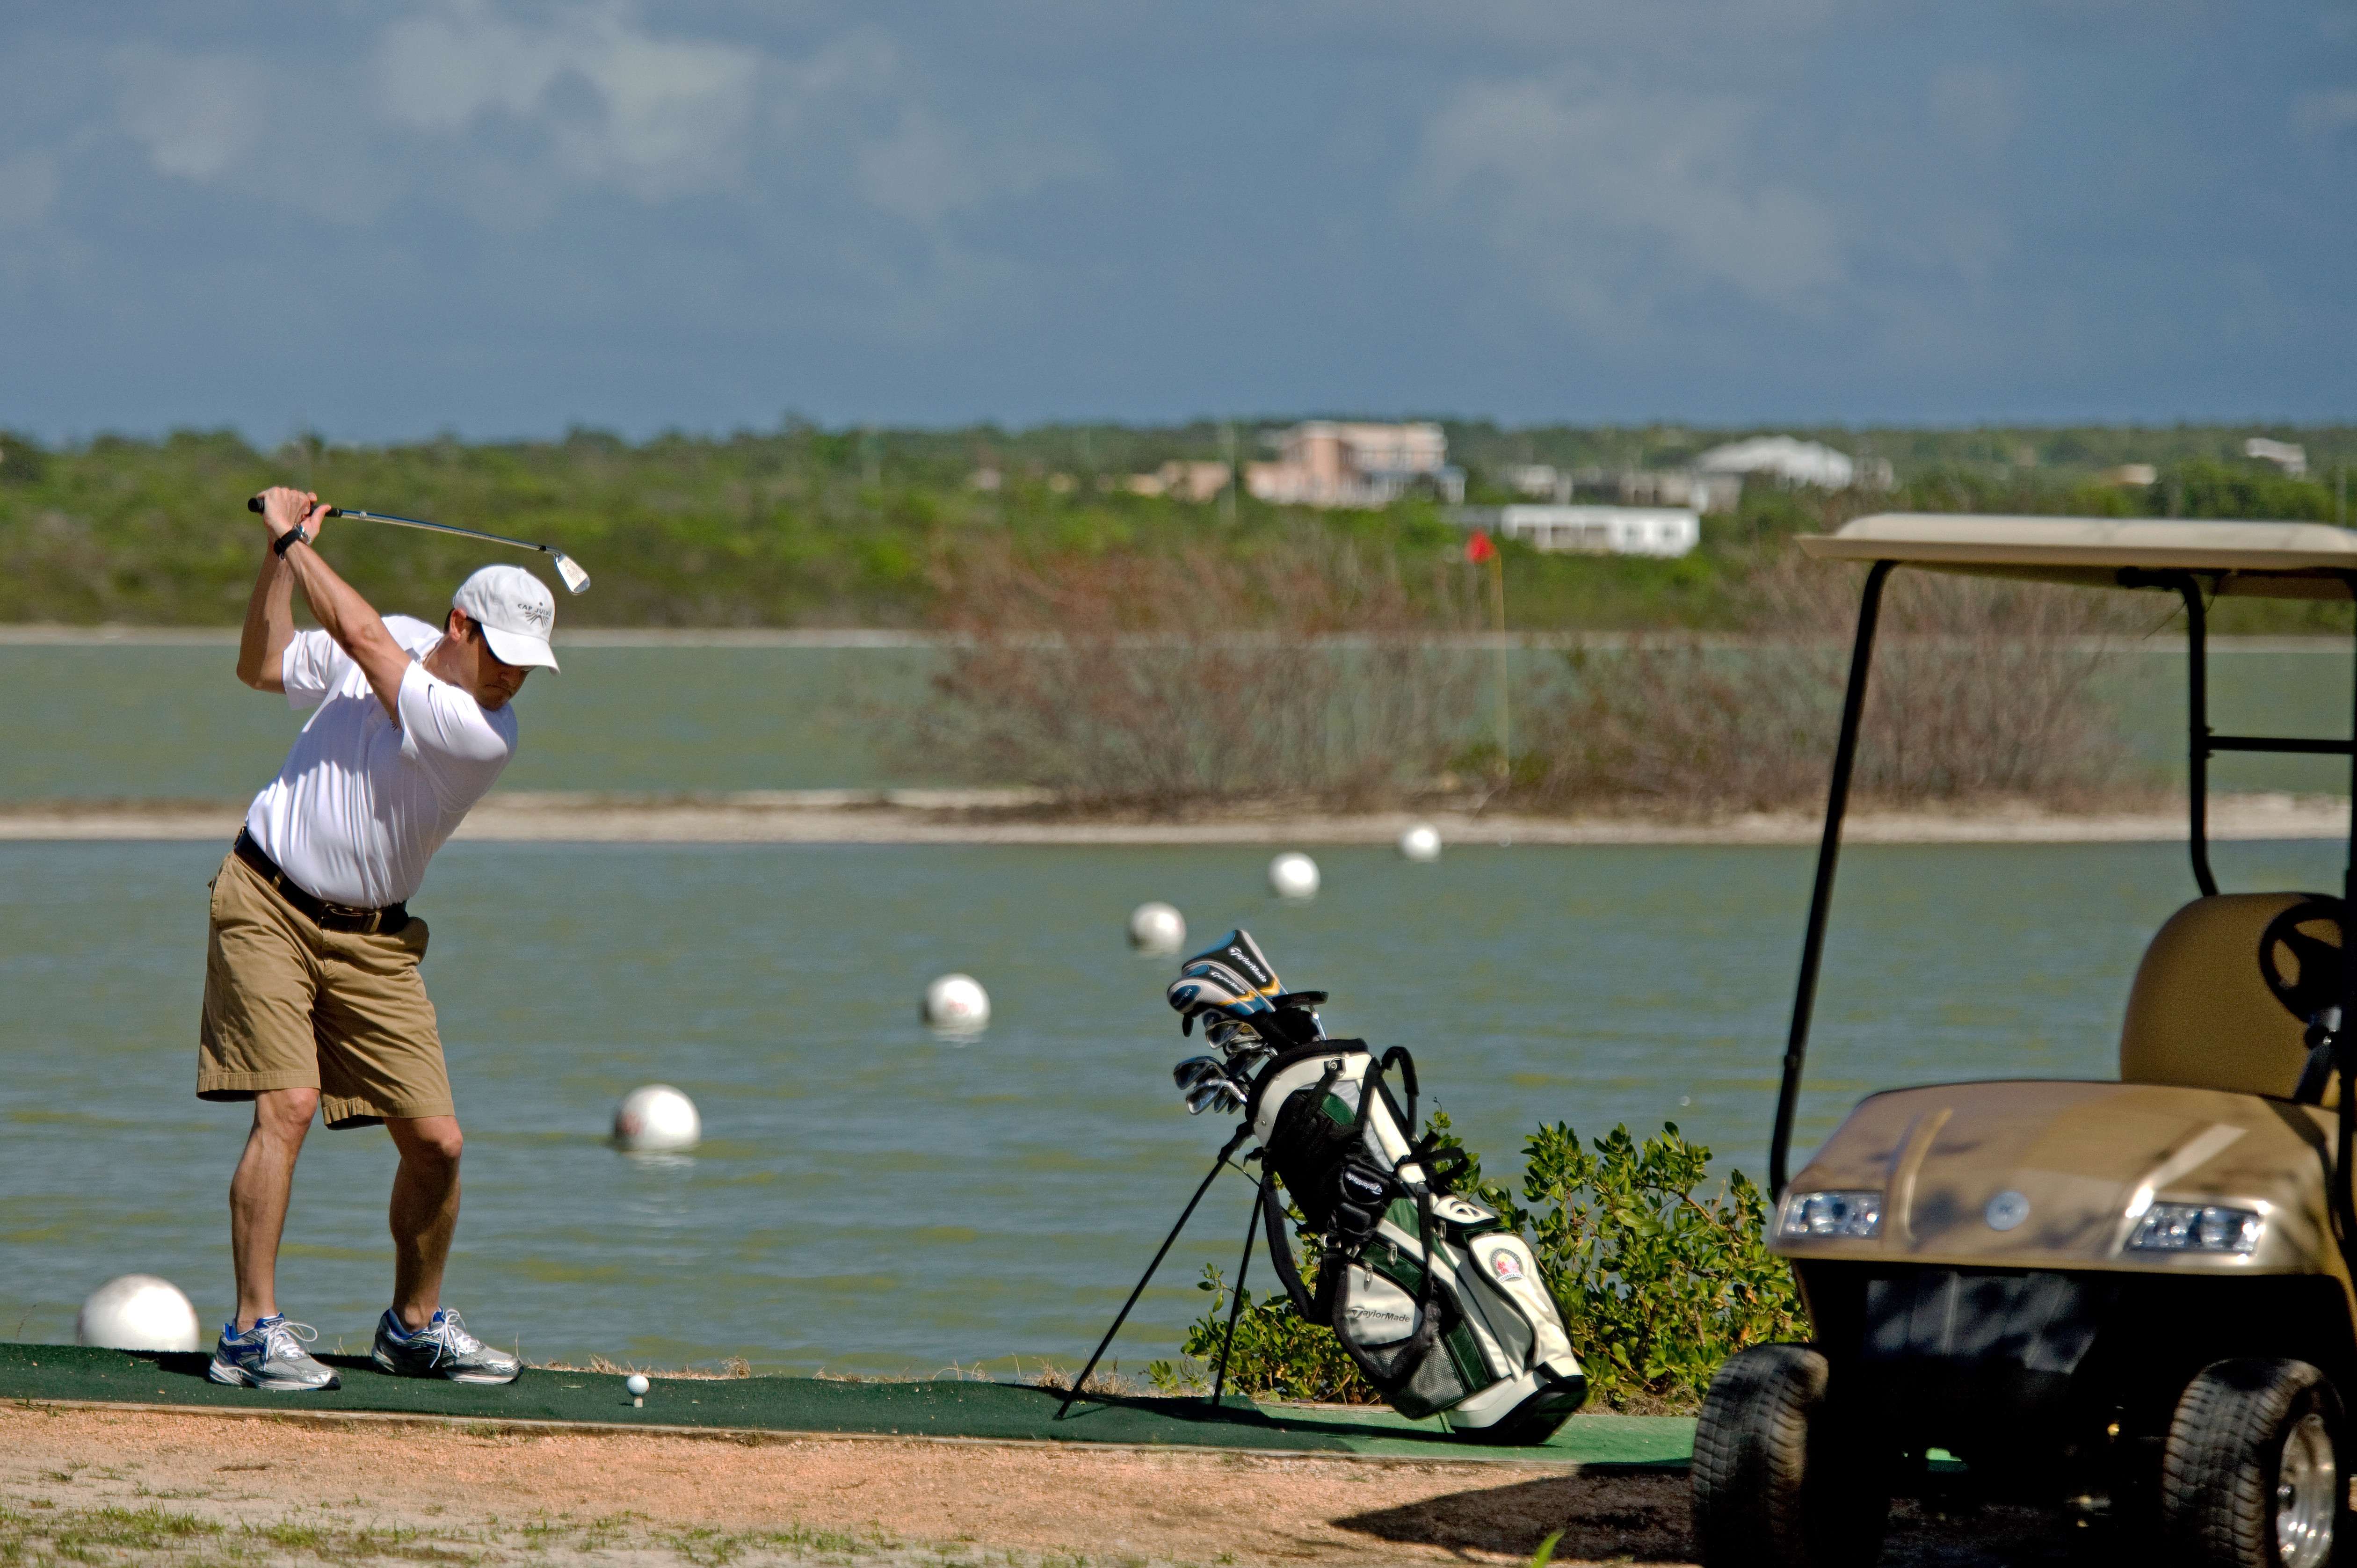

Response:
(384, 1115), (464, 1330)
(228, 1087), (319, 1331)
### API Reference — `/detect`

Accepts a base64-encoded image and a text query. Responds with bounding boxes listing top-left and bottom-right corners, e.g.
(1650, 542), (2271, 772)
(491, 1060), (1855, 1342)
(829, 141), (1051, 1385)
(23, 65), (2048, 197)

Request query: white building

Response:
(2245, 438), (2308, 478)
(1454, 505), (1700, 559)
(1245, 421), (1466, 508)
(1696, 436), (1892, 490)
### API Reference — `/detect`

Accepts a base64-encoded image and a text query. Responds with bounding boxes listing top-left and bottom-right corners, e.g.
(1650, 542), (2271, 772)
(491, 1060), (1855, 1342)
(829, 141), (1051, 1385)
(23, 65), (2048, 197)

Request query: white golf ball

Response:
(1398, 824), (1442, 862)
(625, 1373), (650, 1396)
(1127, 901), (1186, 955)
(76, 1274), (202, 1353)
(1268, 852), (1320, 900)
(923, 973), (991, 1033)
(613, 1085), (701, 1154)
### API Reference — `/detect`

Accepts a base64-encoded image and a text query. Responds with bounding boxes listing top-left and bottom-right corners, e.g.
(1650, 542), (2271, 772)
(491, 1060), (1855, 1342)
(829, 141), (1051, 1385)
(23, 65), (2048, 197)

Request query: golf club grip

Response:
(245, 496), (347, 518)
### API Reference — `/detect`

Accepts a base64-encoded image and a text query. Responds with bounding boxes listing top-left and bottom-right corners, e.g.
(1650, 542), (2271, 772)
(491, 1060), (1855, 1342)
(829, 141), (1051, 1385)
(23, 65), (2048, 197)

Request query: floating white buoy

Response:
(1127, 901), (1187, 955)
(76, 1275), (201, 1353)
(1269, 852), (1320, 900)
(923, 973), (991, 1033)
(613, 1085), (701, 1154)
(1398, 824), (1442, 862)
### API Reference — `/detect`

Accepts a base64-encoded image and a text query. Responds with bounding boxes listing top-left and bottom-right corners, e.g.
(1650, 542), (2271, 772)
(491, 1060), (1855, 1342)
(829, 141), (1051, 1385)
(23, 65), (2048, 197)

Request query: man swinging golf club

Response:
(198, 486), (559, 1391)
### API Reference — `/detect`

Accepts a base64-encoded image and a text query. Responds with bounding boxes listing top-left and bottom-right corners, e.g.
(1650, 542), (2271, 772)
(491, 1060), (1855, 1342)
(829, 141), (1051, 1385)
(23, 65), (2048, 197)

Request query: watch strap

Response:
(272, 526), (309, 558)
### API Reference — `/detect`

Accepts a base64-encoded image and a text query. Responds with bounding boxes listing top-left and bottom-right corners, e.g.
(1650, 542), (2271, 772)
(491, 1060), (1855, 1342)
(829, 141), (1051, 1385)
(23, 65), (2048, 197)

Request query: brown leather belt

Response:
(233, 828), (410, 935)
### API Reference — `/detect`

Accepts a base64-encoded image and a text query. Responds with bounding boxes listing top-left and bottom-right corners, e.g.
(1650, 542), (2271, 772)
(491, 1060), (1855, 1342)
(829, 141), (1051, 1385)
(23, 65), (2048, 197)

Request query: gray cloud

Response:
(113, 44), (268, 182)
(376, 0), (761, 199)
(1407, 74), (1846, 330)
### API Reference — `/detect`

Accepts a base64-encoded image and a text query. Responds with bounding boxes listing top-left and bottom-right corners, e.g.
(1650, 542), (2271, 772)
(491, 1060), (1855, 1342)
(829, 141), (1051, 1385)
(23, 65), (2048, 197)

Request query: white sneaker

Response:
(207, 1315), (341, 1392)
(371, 1308), (521, 1385)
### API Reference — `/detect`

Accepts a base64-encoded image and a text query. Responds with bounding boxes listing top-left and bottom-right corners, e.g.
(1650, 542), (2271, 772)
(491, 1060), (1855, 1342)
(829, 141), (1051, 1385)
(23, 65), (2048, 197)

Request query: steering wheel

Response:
(2259, 897), (2348, 1103)
(2260, 898), (2348, 1025)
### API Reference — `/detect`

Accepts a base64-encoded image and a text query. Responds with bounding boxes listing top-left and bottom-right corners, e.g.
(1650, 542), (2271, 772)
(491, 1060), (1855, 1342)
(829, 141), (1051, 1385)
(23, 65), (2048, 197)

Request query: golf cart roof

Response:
(1798, 514), (2357, 599)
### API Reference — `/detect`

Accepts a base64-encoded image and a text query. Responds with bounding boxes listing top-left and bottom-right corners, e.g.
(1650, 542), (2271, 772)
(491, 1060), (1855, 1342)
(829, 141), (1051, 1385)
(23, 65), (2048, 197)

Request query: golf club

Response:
(246, 496), (591, 594)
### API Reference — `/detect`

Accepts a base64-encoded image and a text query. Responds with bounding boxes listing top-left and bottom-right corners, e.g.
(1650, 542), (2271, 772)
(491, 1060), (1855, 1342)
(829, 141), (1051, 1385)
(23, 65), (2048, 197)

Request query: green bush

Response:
(1150, 1117), (1803, 1413)
(1521, 1121), (1805, 1409)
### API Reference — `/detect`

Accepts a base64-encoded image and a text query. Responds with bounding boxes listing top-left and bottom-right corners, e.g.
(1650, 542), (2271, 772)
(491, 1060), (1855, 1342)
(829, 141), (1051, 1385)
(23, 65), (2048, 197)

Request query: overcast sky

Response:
(4, 2), (2352, 443)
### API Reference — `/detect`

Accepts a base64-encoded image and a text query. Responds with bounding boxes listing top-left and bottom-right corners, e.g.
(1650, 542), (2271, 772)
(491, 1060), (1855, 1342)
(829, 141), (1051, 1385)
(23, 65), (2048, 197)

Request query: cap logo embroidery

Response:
(515, 601), (551, 630)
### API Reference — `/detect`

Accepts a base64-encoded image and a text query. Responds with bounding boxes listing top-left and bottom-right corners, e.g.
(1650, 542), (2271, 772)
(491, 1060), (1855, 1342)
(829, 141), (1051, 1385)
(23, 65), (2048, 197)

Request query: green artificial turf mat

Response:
(0, 1343), (1690, 1468)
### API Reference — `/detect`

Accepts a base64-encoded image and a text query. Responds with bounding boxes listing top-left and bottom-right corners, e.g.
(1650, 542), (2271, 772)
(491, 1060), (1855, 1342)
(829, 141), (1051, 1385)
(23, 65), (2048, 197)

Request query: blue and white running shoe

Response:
(371, 1308), (521, 1385)
(207, 1315), (341, 1392)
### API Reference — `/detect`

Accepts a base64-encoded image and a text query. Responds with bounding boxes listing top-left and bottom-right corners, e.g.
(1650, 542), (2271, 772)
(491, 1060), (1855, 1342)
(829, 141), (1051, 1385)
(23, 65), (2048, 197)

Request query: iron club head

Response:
(547, 549), (592, 595)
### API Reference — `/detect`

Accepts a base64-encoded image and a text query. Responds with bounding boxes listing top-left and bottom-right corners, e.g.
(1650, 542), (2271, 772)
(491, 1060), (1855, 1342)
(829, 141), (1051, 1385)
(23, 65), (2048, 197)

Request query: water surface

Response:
(0, 836), (2341, 1370)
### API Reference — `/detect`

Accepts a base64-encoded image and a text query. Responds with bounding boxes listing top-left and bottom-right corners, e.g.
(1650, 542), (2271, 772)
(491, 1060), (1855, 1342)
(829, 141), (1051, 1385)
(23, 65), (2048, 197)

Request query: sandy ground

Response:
(0, 790), (2343, 845)
(0, 1406), (2095, 1567)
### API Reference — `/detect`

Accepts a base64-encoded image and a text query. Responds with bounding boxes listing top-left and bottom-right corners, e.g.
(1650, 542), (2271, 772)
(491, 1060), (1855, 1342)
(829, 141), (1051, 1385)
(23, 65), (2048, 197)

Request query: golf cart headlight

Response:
(1777, 1190), (1883, 1240)
(2129, 1203), (2263, 1255)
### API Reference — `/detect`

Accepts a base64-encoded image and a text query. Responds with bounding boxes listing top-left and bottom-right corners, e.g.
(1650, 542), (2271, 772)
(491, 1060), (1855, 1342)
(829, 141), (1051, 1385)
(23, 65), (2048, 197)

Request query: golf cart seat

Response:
(2119, 892), (2327, 1100)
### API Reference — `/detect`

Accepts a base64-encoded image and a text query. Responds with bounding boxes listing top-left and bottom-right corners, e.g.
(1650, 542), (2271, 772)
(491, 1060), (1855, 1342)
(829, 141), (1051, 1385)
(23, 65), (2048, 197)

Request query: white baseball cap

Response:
(452, 565), (560, 671)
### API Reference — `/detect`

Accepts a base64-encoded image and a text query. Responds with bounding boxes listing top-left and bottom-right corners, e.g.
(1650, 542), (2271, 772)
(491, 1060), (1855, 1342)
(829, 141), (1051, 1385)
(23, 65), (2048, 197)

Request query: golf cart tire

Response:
(1690, 1343), (1888, 1568)
(2161, 1357), (2345, 1568)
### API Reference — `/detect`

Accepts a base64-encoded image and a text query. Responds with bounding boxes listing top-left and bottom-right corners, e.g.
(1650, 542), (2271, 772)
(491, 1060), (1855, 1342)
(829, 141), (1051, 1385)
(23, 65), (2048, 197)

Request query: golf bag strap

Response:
(1415, 1142), (1470, 1192)
(1261, 1176), (1323, 1319)
(1378, 1046), (1417, 1132)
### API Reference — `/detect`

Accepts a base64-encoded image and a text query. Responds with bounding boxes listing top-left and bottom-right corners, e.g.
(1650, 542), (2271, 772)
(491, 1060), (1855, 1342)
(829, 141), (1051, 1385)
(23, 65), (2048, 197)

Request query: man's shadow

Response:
(1333, 1472), (1692, 1562)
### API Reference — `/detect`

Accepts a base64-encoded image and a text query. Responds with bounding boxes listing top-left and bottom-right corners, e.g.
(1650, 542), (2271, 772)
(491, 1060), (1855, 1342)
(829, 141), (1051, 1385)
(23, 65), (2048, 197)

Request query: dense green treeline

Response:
(1, 422), (2352, 629)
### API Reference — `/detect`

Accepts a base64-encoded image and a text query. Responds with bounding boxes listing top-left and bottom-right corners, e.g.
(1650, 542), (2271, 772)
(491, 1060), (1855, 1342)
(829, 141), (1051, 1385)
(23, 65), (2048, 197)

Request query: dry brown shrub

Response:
(1516, 556), (2160, 812)
(910, 535), (1484, 810)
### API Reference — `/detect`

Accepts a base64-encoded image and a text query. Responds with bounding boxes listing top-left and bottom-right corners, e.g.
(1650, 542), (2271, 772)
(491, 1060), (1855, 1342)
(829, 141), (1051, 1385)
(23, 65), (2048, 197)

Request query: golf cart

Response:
(1692, 515), (2357, 1568)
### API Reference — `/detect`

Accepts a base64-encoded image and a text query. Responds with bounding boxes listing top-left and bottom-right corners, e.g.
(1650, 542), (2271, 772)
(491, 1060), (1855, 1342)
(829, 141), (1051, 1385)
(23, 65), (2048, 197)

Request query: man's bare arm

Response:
(235, 488), (313, 692)
(255, 492), (414, 720)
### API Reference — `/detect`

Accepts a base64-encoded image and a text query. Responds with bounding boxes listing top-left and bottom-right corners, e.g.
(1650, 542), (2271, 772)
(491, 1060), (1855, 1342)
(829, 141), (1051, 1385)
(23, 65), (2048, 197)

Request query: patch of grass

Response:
(566, 1512), (645, 1553)
(660, 1521), (894, 1565)
(0, 1504), (488, 1567)
(41, 1504), (223, 1556)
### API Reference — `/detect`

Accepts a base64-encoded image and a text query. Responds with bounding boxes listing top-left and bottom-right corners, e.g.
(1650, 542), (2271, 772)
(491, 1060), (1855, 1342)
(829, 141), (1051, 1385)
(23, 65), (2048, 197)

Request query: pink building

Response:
(1245, 421), (1465, 508)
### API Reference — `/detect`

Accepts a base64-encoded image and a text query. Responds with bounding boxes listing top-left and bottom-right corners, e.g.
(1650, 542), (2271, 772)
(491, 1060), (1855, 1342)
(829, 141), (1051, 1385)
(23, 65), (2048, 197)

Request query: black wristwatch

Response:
(272, 526), (309, 558)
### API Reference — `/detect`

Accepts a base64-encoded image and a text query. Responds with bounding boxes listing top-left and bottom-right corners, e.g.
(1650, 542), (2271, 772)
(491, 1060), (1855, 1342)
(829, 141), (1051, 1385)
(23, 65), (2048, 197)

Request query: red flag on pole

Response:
(1466, 531), (1497, 564)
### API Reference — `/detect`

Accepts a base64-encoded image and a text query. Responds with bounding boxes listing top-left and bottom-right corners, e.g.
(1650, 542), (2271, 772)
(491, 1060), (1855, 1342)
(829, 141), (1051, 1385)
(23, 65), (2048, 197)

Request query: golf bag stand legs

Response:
(1056, 1125), (1253, 1419)
(1208, 1169), (1271, 1408)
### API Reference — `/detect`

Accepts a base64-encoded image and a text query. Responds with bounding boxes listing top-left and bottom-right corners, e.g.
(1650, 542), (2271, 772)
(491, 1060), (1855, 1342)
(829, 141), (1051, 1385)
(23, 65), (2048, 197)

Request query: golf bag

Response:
(1169, 933), (1588, 1443)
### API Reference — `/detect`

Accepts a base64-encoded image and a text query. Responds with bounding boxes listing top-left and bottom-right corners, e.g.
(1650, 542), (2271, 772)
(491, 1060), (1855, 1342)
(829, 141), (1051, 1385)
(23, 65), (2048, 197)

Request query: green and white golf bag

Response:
(1168, 932), (1588, 1443)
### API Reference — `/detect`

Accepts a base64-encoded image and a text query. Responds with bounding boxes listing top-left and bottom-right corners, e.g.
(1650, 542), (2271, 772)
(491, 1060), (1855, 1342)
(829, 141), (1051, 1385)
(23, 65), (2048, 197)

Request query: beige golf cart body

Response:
(1762, 514), (2357, 1499)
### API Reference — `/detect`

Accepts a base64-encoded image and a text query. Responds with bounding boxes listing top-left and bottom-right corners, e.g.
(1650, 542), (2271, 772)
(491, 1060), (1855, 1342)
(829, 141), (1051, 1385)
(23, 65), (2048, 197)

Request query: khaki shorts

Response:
(197, 850), (451, 1129)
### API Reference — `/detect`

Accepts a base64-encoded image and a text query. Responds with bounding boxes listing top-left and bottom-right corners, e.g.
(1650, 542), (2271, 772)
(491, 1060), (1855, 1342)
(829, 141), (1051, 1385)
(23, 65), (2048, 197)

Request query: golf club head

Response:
(1172, 1056), (1248, 1117)
(548, 550), (592, 595)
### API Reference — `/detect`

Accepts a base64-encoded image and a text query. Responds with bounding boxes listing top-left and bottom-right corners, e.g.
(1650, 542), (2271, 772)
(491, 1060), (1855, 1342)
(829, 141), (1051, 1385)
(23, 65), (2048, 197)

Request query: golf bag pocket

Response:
(1249, 1042), (1588, 1442)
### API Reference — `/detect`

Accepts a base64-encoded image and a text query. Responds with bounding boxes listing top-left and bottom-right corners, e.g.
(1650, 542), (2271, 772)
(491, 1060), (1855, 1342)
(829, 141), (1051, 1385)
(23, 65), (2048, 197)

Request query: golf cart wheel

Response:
(1690, 1343), (1888, 1568)
(2161, 1357), (2345, 1568)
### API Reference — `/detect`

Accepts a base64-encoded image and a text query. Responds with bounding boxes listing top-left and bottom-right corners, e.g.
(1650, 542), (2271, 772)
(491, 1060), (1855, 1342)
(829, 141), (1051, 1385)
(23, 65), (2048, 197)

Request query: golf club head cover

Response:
(1167, 929), (1282, 1037)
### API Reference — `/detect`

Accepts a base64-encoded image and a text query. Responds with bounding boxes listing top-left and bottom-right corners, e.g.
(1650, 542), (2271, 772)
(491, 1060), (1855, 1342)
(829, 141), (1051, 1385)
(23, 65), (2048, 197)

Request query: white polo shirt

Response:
(242, 615), (518, 908)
